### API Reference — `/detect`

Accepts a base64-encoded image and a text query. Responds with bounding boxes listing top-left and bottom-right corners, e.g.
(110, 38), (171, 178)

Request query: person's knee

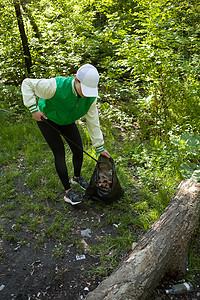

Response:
(52, 146), (65, 158)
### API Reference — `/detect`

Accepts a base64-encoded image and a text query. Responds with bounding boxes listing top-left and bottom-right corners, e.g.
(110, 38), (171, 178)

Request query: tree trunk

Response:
(13, 0), (32, 74)
(20, 0), (41, 40)
(86, 179), (200, 300)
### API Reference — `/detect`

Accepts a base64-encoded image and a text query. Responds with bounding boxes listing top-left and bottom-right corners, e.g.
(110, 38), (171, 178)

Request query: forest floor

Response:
(1, 173), (200, 300)
(1, 203), (200, 300)
(0, 201), (115, 300)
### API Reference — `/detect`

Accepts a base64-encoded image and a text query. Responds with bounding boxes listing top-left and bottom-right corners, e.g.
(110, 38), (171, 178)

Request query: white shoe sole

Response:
(64, 196), (82, 205)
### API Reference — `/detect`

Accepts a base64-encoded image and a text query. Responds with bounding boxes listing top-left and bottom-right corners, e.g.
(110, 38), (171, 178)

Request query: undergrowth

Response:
(0, 91), (200, 278)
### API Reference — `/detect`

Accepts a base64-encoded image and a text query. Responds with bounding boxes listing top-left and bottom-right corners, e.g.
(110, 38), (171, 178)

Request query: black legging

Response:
(37, 119), (83, 190)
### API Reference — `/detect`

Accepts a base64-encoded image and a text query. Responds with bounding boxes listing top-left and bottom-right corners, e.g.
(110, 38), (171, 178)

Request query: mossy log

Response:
(86, 179), (200, 300)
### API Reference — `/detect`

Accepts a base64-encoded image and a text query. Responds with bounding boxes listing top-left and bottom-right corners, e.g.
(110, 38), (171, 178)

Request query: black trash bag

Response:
(85, 155), (124, 204)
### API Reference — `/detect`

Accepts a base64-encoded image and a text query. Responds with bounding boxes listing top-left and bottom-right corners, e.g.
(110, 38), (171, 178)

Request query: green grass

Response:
(0, 105), (200, 278)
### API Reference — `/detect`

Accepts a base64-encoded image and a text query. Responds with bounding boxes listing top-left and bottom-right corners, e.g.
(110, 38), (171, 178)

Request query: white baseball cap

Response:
(76, 64), (99, 97)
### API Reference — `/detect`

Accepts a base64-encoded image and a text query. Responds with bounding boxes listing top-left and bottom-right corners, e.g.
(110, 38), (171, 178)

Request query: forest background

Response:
(0, 0), (200, 298)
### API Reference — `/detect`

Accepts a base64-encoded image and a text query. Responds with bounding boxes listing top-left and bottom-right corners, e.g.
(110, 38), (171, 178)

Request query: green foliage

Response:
(169, 132), (200, 181)
(1, 0), (199, 137)
(0, 0), (200, 283)
(192, 170), (200, 182)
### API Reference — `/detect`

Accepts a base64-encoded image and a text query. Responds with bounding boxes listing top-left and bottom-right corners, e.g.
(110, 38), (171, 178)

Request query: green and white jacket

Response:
(21, 77), (105, 154)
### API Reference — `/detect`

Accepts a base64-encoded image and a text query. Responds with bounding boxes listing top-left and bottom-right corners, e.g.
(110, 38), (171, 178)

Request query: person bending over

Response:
(21, 64), (110, 205)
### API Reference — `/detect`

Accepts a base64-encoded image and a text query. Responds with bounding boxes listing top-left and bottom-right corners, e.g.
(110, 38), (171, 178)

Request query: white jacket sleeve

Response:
(21, 78), (57, 113)
(84, 99), (105, 152)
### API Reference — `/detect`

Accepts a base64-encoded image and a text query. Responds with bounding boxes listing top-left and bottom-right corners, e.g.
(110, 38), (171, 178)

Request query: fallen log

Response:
(86, 179), (200, 300)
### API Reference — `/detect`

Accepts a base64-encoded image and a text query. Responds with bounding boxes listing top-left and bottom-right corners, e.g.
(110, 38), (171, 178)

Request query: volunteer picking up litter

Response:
(21, 64), (110, 205)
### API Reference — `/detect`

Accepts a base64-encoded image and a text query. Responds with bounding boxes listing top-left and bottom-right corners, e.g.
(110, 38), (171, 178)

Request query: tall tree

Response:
(13, 0), (32, 74)
(20, 0), (41, 40)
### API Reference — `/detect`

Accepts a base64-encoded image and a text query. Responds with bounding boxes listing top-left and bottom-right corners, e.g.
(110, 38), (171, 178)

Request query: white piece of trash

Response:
(76, 254), (86, 260)
(0, 285), (5, 291)
(81, 229), (91, 238)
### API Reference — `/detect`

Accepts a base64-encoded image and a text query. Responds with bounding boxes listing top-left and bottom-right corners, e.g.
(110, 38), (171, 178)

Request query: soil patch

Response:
(1, 204), (200, 300)
(0, 199), (128, 300)
(0, 170), (200, 300)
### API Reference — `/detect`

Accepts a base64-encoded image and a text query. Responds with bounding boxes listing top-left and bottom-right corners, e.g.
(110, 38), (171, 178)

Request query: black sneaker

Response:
(64, 189), (83, 205)
(70, 175), (89, 190)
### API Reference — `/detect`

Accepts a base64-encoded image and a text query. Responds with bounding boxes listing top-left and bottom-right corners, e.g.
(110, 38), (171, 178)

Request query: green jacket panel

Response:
(38, 77), (96, 125)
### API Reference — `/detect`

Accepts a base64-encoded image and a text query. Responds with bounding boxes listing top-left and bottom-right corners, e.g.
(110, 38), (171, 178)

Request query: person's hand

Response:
(100, 150), (110, 158)
(32, 111), (47, 121)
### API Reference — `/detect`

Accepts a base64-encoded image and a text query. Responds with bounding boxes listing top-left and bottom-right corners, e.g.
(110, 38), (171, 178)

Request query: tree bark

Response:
(86, 179), (200, 300)
(13, 0), (32, 74)
(20, 0), (41, 40)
